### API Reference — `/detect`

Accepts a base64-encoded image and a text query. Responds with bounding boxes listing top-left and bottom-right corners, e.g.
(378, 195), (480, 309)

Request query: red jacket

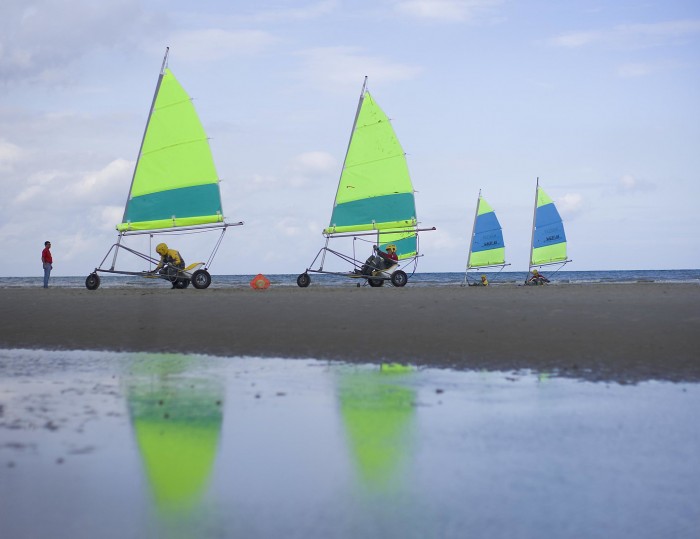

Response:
(41, 247), (52, 264)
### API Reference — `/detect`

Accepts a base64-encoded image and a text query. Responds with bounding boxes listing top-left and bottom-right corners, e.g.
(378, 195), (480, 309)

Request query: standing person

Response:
(41, 241), (52, 288)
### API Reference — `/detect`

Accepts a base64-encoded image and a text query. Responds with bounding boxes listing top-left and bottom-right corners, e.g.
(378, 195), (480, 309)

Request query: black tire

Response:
(368, 278), (384, 287)
(390, 270), (408, 287)
(85, 273), (100, 290)
(297, 273), (311, 288)
(192, 269), (211, 289)
(174, 278), (189, 289)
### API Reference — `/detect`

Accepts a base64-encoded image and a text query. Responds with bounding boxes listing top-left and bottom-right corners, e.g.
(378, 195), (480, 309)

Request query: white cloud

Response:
(236, 0), (339, 23)
(617, 62), (653, 78)
(299, 46), (422, 89)
(550, 19), (700, 49)
(163, 29), (278, 62)
(0, 140), (25, 171)
(557, 193), (583, 216)
(286, 151), (336, 187)
(0, 0), (158, 84)
(618, 174), (654, 193)
(393, 0), (502, 23)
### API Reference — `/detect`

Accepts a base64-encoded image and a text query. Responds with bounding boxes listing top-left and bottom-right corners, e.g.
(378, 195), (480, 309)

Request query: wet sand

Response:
(0, 283), (698, 382)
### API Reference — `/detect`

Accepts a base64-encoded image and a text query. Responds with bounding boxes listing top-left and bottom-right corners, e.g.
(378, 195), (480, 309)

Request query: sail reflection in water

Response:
(337, 363), (416, 492)
(125, 355), (224, 514)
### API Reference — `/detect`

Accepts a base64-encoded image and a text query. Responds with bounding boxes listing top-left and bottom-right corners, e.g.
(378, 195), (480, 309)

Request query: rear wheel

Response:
(390, 270), (408, 287)
(192, 269), (211, 289)
(297, 273), (311, 288)
(368, 278), (384, 287)
(174, 278), (189, 289)
(85, 273), (100, 290)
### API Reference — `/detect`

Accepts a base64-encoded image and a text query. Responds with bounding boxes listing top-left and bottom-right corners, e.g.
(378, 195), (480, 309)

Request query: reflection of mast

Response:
(125, 354), (224, 514)
(338, 363), (416, 490)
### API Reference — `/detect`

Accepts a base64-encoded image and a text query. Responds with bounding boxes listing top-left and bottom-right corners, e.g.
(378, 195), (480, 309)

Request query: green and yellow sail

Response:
(324, 86), (418, 258)
(118, 61), (224, 232)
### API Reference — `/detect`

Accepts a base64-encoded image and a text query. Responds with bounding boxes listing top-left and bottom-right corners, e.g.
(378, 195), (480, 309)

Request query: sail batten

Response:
(118, 65), (224, 233)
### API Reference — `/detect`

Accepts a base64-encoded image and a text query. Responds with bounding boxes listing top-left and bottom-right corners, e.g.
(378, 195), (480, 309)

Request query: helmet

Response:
(386, 244), (396, 252)
(156, 243), (169, 255)
(532, 269), (539, 275)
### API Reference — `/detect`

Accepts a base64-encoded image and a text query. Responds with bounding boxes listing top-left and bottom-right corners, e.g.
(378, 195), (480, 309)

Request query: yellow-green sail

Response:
(118, 59), (224, 232)
(126, 355), (223, 514)
(324, 87), (417, 236)
(338, 365), (416, 491)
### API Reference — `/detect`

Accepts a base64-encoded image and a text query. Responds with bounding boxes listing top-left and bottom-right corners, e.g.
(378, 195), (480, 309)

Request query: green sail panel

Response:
(118, 68), (223, 232)
(325, 91), (416, 234)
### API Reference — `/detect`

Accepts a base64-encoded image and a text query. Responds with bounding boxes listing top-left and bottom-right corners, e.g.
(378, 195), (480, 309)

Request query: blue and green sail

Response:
(467, 194), (506, 269)
(118, 66), (224, 232)
(530, 184), (568, 267)
(324, 87), (417, 259)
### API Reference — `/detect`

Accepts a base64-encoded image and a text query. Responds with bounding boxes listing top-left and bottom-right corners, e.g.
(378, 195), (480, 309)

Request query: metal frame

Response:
(90, 221), (243, 282)
(301, 227), (435, 285)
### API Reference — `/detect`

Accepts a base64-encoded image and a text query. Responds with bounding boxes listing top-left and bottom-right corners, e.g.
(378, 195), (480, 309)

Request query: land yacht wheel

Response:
(368, 278), (384, 287)
(85, 273), (100, 290)
(297, 273), (311, 288)
(192, 270), (211, 289)
(390, 270), (408, 287)
(174, 278), (189, 289)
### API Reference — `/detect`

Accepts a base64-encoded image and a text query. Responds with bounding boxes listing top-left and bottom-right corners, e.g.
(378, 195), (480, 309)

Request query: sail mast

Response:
(121, 47), (170, 224)
(328, 76), (368, 228)
(528, 177), (539, 272)
(466, 189), (481, 269)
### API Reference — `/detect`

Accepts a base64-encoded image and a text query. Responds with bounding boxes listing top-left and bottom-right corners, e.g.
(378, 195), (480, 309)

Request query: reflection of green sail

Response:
(338, 364), (416, 490)
(125, 355), (223, 513)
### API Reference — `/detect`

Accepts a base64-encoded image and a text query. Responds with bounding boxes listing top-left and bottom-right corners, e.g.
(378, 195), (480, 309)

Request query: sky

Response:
(1, 0), (699, 277)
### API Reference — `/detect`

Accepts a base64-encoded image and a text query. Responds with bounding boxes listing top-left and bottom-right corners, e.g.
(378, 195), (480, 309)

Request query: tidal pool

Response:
(0, 349), (698, 539)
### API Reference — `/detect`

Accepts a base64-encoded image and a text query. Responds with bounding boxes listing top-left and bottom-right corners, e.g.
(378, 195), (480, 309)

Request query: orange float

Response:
(249, 273), (270, 290)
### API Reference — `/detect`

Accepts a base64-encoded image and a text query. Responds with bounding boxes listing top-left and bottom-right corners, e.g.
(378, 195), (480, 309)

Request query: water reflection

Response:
(2, 349), (699, 539)
(337, 363), (416, 492)
(124, 355), (223, 516)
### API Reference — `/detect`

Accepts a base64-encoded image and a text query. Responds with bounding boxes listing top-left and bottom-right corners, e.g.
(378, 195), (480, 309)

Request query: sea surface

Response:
(1, 269), (698, 289)
(1, 349), (698, 539)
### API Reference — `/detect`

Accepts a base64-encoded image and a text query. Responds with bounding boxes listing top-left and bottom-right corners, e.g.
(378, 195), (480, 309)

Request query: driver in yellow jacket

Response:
(153, 243), (185, 287)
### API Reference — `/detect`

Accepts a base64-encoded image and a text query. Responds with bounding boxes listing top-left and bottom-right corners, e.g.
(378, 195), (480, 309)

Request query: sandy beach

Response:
(0, 283), (698, 382)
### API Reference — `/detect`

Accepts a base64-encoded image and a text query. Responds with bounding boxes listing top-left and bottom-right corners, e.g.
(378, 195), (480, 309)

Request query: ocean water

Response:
(1, 269), (698, 289)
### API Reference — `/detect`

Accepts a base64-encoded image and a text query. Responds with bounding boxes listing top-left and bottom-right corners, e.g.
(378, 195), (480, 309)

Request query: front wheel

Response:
(368, 278), (384, 287)
(174, 278), (189, 289)
(191, 269), (211, 289)
(297, 273), (311, 288)
(85, 273), (100, 290)
(390, 270), (408, 287)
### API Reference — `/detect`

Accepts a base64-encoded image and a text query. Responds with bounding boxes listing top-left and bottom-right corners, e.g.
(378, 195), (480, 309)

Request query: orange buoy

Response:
(250, 273), (270, 290)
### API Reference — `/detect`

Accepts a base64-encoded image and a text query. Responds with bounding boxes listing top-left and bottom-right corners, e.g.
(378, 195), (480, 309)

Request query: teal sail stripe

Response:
(380, 235), (417, 259)
(329, 193), (416, 229)
(124, 184), (222, 224)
